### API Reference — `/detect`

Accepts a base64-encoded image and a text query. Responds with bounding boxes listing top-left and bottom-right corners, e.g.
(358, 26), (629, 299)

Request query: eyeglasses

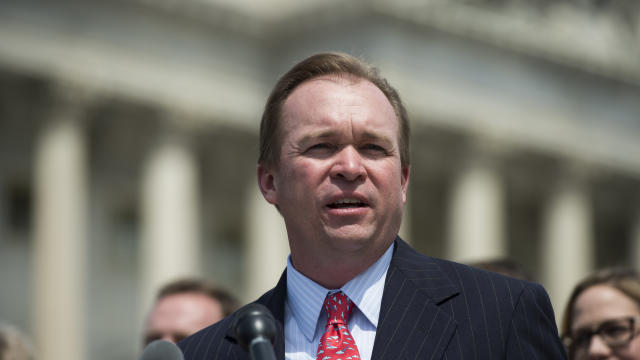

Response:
(563, 316), (640, 354)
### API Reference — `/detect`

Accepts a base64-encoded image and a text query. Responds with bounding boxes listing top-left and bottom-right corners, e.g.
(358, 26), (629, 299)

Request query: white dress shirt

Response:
(284, 243), (394, 360)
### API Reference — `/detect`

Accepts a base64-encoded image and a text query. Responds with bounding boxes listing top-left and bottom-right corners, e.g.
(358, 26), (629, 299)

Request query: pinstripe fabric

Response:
(178, 237), (567, 359)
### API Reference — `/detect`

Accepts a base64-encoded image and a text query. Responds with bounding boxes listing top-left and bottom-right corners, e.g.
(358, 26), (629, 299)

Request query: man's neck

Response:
(290, 243), (393, 289)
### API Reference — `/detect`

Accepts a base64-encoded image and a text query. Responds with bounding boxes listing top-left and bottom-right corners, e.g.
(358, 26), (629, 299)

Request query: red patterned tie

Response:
(316, 291), (361, 360)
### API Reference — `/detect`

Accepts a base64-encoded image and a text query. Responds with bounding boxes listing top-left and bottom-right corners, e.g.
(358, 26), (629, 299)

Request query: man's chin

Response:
(324, 226), (376, 248)
(326, 223), (368, 235)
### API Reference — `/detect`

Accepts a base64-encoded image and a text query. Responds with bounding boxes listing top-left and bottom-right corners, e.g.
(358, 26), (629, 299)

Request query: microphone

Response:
(139, 340), (185, 360)
(232, 303), (277, 360)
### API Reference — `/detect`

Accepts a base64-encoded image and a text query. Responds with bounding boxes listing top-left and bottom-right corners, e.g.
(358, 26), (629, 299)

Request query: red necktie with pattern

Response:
(316, 291), (361, 360)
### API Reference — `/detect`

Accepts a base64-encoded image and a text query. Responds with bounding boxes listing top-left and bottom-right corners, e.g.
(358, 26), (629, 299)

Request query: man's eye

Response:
(361, 144), (386, 154)
(305, 143), (334, 155)
(310, 143), (331, 150)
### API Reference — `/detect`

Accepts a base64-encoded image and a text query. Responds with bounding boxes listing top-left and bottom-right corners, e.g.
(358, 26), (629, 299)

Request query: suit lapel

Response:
(225, 271), (288, 360)
(261, 271), (287, 359)
(372, 238), (460, 360)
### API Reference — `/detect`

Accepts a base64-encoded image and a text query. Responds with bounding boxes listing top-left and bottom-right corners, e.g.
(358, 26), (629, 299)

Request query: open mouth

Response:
(327, 198), (367, 209)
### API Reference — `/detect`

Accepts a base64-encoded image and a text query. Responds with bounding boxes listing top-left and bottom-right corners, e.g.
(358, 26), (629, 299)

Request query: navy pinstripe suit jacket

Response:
(178, 238), (567, 359)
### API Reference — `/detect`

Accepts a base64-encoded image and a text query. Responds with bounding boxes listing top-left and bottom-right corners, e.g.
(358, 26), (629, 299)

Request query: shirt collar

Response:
(286, 242), (394, 342)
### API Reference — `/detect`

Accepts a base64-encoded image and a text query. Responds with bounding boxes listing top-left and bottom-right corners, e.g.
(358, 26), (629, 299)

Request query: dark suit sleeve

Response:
(178, 316), (245, 360)
(505, 282), (567, 359)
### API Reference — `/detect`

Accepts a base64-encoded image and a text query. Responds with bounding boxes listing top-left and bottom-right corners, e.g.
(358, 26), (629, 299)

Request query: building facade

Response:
(1, 0), (640, 359)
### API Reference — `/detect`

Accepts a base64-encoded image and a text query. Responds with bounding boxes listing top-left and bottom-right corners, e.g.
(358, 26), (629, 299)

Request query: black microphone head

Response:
(139, 340), (185, 360)
(232, 303), (277, 351)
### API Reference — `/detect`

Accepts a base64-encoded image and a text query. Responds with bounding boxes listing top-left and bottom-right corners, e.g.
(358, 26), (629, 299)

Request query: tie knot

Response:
(323, 291), (354, 325)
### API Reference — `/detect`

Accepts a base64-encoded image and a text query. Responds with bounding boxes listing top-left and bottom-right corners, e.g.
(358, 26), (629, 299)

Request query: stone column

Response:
(32, 88), (89, 360)
(244, 182), (289, 302)
(398, 194), (412, 245)
(447, 151), (506, 262)
(631, 206), (640, 270)
(541, 168), (593, 320)
(140, 130), (201, 312)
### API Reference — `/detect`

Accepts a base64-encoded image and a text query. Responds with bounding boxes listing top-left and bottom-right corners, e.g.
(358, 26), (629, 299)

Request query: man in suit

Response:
(179, 52), (567, 359)
(142, 278), (239, 346)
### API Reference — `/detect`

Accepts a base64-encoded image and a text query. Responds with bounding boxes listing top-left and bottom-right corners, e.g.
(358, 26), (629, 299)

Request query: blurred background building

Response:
(1, 0), (639, 358)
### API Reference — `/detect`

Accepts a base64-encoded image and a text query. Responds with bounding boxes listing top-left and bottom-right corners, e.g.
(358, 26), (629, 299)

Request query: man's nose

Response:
(587, 334), (612, 358)
(329, 146), (366, 181)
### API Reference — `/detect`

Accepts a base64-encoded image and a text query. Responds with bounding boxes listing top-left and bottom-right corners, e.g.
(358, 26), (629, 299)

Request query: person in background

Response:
(0, 322), (34, 360)
(561, 267), (640, 359)
(143, 278), (239, 346)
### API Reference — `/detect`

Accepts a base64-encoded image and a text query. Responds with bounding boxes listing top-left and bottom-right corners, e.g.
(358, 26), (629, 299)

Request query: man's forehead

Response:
(288, 74), (370, 98)
(282, 76), (394, 119)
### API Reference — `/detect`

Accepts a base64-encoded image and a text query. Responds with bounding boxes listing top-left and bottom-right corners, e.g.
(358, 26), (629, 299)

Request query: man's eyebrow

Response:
(296, 129), (393, 144)
(298, 130), (336, 143)
(359, 130), (393, 143)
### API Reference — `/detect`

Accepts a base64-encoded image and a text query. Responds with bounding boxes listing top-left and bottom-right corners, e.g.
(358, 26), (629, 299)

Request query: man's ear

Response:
(257, 164), (278, 205)
(401, 166), (410, 203)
